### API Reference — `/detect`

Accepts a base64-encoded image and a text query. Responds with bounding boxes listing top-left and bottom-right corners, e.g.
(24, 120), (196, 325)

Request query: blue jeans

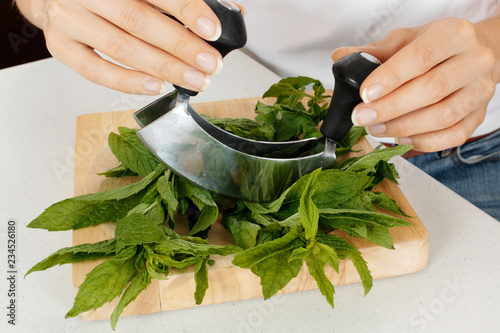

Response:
(407, 129), (500, 221)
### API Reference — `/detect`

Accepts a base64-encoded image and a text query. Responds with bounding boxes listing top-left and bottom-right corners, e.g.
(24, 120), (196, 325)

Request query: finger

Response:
(396, 107), (487, 152)
(47, 35), (166, 95)
(353, 51), (484, 126)
(62, 9), (211, 91)
(151, 0), (222, 41)
(84, 0), (223, 75)
(366, 82), (492, 138)
(359, 19), (474, 103)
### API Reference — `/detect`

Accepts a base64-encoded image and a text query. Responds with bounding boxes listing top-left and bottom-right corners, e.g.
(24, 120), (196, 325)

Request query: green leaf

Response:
(319, 209), (410, 249)
(97, 164), (137, 178)
(244, 188), (291, 214)
(157, 171), (179, 222)
(316, 233), (373, 295)
(110, 267), (152, 329)
(345, 145), (412, 172)
(145, 197), (166, 225)
(194, 258), (209, 304)
(153, 239), (241, 257)
(299, 169), (320, 240)
(28, 164), (166, 231)
(26, 239), (116, 276)
(278, 169), (370, 220)
(108, 128), (160, 177)
(252, 249), (302, 299)
(337, 126), (367, 150)
(304, 242), (335, 307)
(232, 225), (304, 269)
(274, 111), (318, 141)
(189, 205), (219, 236)
(319, 208), (411, 228)
(226, 216), (261, 249)
(367, 191), (411, 217)
(337, 190), (376, 211)
(115, 214), (168, 251)
(65, 246), (138, 318)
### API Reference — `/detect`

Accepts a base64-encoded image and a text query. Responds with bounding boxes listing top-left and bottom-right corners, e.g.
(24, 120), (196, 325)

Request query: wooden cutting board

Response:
(72, 96), (429, 321)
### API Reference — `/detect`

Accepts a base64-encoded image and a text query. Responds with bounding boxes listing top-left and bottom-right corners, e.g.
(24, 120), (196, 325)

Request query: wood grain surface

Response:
(72, 97), (429, 321)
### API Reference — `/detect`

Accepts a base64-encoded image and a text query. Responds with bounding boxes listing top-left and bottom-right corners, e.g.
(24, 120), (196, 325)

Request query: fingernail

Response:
(197, 17), (221, 41)
(366, 123), (386, 136)
(184, 69), (211, 91)
(361, 83), (384, 103)
(142, 79), (167, 95)
(196, 52), (223, 74)
(396, 137), (413, 145)
(352, 107), (377, 126)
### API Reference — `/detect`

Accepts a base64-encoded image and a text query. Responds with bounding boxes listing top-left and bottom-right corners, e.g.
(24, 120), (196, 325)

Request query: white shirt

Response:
(238, 0), (500, 137)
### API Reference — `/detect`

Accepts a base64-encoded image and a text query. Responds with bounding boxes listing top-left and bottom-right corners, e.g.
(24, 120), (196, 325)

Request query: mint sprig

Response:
(27, 76), (413, 328)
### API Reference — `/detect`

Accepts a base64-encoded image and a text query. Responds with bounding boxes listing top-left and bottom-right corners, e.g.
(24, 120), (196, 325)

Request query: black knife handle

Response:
(174, 0), (247, 96)
(320, 52), (381, 142)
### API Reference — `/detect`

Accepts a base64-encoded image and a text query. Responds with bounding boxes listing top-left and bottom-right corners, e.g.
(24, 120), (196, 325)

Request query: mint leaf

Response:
(153, 239), (241, 257)
(244, 188), (291, 214)
(345, 145), (412, 172)
(65, 246), (138, 318)
(189, 204), (218, 236)
(278, 170), (370, 219)
(26, 239), (116, 276)
(28, 164), (166, 231)
(304, 242), (336, 308)
(194, 258), (209, 304)
(115, 214), (168, 251)
(110, 267), (151, 329)
(367, 191), (411, 217)
(156, 171), (179, 223)
(319, 209), (410, 249)
(252, 249), (302, 299)
(232, 225), (304, 269)
(299, 169), (320, 240)
(316, 233), (373, 295)
(226, 216), (261, 249)
(97, 164), (137, 178)
(108, 128), (160, 177)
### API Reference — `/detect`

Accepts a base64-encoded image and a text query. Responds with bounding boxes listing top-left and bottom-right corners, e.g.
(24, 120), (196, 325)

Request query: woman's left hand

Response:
(332, 17), (498, 152)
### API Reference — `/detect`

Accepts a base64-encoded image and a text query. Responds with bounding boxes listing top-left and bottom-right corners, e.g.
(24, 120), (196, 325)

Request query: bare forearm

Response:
(475, 7), (500, 83)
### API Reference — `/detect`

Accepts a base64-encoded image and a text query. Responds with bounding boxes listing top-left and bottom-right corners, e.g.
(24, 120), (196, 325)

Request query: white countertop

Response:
(1, 50), (499, 333)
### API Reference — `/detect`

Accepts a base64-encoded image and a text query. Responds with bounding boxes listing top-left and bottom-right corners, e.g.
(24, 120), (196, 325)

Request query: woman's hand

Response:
(332, 17), (499, 152)
(17, 0), (240, 95)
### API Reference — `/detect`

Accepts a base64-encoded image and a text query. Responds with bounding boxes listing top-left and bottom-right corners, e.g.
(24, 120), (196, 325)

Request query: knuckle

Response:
(439, 104), (463, 127)
(453, 125), (471, 145)
(105, 36), (131, 61)
(478, 47), (495, 70)
(393, 120), (410, 138)
(413, 44), (435, 71)
(478, 77), (496, 100)
(119, 5), (147, 33)
(383, 94), (408, 120)
(78, 61), (99, 83)
(157, 59), (177, 80)
(427, 74), (451, 100)
(454, 18), (476, 42)
(175, 0), (194, 21)
(173, 39), (190, 58)
(116, 74), (130, 93)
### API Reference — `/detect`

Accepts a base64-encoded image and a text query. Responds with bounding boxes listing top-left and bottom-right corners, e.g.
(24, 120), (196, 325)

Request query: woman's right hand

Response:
(17, 0), (234, 95)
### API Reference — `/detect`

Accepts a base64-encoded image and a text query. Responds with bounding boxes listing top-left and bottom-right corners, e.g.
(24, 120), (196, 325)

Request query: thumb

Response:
(331, 29), (411, 62)
(331, 45), (395, 63)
